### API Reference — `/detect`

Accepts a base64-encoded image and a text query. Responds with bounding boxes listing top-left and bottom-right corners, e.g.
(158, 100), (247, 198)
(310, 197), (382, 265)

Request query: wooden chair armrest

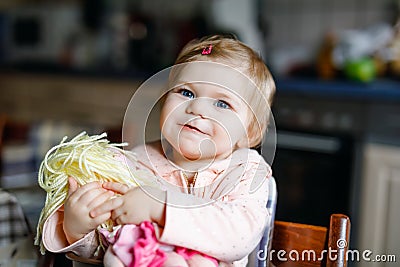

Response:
(327, 214), (351, 267)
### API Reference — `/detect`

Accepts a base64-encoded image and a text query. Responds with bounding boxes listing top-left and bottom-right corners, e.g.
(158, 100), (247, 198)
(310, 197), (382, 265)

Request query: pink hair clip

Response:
(201, 44), (213, 55)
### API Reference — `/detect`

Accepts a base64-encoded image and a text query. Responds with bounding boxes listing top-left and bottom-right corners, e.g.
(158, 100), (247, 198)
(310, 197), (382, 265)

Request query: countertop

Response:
(1, 64), (400, 102)
(275, 77), (400, 102)
(274, 77), (400, 147)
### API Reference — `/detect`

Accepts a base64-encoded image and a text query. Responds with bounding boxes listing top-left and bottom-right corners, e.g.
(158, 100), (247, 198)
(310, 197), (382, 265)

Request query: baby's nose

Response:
(185, 97), (210, 117)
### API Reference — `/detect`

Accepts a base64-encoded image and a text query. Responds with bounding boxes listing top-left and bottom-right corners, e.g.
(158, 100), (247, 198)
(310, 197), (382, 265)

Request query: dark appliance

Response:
(265, 94), (363, 228)
(272, 129), (354, 226)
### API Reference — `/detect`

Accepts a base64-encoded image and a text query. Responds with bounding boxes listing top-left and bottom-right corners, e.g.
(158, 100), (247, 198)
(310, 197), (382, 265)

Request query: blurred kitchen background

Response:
(0, 0), (400, 265)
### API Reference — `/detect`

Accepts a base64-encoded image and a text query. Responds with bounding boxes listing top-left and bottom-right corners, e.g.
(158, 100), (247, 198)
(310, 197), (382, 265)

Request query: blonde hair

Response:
(174, 35), (276, 148)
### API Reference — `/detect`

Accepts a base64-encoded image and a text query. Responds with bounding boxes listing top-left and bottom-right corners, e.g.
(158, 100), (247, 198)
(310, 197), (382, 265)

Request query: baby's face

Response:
(160, 63), (254, 163)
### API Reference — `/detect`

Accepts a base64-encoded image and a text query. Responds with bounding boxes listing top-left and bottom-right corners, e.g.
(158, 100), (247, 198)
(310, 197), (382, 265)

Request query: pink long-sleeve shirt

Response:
(42, 142), (272, 266)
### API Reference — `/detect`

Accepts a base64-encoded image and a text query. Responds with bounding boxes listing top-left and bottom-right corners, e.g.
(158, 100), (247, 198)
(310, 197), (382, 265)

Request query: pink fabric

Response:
(99, 222), (167, 267)
(130, 222), (166, 267)
(99, 222), (219, 267)
(175, 247), (218, 266)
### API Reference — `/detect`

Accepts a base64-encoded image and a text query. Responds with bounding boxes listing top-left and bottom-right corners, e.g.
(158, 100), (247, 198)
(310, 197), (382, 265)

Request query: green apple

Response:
(344, 58), (376, 82)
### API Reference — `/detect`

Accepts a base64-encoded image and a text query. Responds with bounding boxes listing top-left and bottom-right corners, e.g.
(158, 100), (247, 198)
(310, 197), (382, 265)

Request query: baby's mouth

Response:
(182, 124), (208, 135)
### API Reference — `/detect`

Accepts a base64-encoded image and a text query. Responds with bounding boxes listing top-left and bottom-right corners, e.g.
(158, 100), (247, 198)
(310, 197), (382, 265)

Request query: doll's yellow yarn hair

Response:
(34, 132), (149, 254)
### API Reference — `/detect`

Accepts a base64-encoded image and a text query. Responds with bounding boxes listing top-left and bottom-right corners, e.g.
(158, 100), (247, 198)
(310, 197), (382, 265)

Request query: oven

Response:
(266, 94), (363, 228)
(271, 129), (355, 226)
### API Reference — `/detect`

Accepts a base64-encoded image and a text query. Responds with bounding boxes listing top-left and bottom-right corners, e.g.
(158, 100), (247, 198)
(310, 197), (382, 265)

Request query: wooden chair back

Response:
(0, 114), (6, 173)
(270, 214), (351, 267)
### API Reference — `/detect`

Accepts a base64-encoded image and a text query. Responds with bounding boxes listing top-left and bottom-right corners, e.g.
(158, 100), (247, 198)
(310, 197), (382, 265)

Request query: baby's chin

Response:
(178, 145), (216, 160)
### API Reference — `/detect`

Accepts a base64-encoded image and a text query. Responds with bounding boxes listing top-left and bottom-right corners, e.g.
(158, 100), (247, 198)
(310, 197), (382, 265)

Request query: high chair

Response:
(269, 214), (351, 267)
(249, 176), (278, 267)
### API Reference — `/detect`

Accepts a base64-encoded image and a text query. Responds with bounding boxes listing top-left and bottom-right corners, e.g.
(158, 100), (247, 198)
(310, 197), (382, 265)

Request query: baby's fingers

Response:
(92, 212), (112, 226)
(69, 181), (102, 202)
(102, 182), (129, 194)
(90, 196), (123, 218)
(87, 190), (114, 210)
(67, 177), (79, 197)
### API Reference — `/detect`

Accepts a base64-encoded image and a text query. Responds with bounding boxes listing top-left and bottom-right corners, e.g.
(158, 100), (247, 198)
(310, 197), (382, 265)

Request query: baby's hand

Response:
(63, 177), (114, 244)
(91, 183), (166, 227)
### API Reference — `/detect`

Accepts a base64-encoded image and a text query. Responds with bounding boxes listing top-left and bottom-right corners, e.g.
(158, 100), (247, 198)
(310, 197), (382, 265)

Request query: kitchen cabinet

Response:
(0, 73), (141, 127)
(357, 143), (400, 266)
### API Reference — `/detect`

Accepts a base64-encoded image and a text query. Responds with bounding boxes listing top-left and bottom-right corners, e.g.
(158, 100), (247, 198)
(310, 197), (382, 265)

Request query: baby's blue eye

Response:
(180, 89), (194, 99)
(216, 100), (231, 109)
